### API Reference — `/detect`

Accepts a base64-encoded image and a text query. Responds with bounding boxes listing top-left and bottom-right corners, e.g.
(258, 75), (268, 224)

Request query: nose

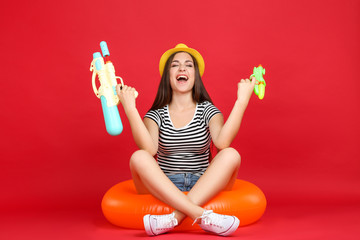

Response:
(179, 63), (186, 71)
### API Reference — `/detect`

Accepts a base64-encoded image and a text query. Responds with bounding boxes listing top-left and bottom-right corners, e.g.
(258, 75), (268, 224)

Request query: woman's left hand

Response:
(237, 77), (256, 105)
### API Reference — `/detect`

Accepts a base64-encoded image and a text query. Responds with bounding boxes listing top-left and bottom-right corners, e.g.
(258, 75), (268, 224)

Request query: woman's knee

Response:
(129, 150), (154, 170)
(218, 147), (241, 167)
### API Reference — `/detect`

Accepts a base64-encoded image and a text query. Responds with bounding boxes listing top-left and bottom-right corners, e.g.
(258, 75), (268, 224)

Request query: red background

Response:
(1, 0), (359, 239)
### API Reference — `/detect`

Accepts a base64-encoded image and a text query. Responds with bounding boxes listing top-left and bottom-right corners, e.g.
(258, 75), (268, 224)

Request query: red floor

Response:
(1, 202), (359, 240)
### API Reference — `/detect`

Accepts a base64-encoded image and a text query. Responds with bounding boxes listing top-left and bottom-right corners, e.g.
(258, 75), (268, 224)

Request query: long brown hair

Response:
(150, 52), (213, 111)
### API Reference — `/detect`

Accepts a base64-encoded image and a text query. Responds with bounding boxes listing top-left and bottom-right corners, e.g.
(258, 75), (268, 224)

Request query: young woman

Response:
(116, 44), (256, 236)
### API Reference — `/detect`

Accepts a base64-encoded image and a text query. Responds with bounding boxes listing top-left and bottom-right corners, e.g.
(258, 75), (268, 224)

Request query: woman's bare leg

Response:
(172, 147), (241, 222)
(130, 150), (204, 220)
(130, 148), (240, 222)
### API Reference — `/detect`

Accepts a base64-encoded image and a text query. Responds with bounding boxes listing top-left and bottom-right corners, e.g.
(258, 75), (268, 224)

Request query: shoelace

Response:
(156, 214), (178, 230)
(193, 210), (224, 227)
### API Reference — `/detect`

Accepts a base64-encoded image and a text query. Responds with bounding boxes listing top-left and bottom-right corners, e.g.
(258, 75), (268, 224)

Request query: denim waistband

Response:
(165, 172), (203, 177)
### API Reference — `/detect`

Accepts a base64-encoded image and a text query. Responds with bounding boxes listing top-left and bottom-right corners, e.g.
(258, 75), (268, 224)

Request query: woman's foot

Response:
(194, 210), (240, 236)
(143, 212), (178, 236)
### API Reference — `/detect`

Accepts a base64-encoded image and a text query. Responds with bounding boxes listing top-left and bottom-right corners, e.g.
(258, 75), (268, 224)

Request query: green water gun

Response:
(250, 65), (266, 100)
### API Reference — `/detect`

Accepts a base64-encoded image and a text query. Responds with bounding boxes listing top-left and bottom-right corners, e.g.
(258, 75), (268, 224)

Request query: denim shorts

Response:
(166, 173), (200, 192)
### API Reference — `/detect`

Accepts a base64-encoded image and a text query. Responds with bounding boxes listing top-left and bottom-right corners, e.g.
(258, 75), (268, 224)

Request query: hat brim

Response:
(159, 46), (205, 77)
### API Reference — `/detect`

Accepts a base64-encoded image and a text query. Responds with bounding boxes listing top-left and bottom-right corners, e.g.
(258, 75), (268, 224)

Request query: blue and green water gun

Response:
(90, 41), (138, 136)
(250, 65), (266, 100)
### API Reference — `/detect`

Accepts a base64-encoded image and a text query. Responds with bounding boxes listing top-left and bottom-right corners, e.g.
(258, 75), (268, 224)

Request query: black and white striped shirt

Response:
(144, 101), (221, 176)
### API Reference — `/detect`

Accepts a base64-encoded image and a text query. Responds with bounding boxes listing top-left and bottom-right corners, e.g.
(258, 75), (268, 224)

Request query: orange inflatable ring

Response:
(102, 179), (266, 230)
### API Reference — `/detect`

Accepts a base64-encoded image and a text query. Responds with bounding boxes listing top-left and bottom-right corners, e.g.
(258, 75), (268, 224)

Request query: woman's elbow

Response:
(148, 148), (157, 157)
(213, 140), (231, 151)
(141, 144), (157, 157)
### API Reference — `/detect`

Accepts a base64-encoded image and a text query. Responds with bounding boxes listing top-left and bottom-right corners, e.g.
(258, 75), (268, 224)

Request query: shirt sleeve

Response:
(144, 109), (161, 127)
(203, 102), (222, 125)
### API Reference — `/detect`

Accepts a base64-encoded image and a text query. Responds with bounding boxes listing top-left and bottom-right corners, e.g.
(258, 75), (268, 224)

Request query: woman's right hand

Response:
(116, 84), (137, 111)
(116, 84), (156, 154)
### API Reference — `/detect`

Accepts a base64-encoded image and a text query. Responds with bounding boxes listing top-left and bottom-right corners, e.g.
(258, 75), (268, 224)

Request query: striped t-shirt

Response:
(144, 101), (221, 176)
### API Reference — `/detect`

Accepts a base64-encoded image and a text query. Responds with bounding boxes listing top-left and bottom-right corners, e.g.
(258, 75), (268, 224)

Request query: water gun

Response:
(90, 41), (138, 136)
(250, 65), (266, 100)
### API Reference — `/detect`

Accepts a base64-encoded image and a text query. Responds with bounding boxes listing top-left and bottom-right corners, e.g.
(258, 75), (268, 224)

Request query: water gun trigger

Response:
(115, 76), (139, 99)
(250, 74), (259, 85)
(116, 76), (125, 88)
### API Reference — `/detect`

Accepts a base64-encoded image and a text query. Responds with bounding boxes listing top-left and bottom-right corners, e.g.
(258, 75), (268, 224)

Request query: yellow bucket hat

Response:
(159, 43), (205, 77)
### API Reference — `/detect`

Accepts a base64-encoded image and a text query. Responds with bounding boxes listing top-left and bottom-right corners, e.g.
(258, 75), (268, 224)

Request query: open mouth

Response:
(176, 75), (188, 82)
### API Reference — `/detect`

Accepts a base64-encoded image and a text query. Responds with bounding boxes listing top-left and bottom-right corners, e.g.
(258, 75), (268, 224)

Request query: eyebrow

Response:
(171, 60), (194, 63)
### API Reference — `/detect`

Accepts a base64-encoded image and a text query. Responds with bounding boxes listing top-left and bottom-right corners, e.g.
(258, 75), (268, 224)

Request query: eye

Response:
(186, 64), (193, 67)
(171, 64), (179, 67)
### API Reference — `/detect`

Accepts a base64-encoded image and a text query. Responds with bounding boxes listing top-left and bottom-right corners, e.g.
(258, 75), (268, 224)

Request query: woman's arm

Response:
(116, 85), (158, 156)
(210, 77), (256, 150)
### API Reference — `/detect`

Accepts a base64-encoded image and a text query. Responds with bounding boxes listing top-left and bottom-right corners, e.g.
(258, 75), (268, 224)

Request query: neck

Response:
(169, 92), (196, 111)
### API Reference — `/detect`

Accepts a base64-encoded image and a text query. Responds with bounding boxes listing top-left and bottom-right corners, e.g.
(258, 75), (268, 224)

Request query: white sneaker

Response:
(143, 212), (178, 236)
(195, 210), (240, 236)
